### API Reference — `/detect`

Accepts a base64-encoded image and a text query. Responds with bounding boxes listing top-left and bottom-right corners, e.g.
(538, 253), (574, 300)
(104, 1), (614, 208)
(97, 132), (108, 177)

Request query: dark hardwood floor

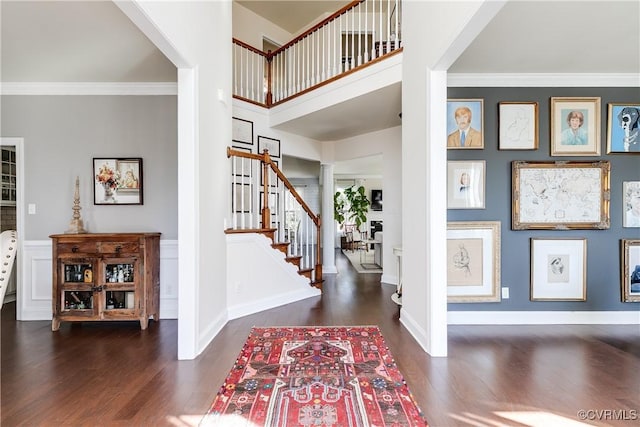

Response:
(2, 250), (639, 426)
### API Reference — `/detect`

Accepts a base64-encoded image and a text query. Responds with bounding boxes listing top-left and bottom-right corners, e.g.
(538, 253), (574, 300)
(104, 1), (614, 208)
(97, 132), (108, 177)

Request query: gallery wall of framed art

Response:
(447, 86), (639, 311)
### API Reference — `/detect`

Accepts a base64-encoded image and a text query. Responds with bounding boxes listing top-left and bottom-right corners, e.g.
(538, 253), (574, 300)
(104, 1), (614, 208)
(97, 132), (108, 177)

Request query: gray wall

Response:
(448, 86), (640, 311)
(1, 95), (178, 240)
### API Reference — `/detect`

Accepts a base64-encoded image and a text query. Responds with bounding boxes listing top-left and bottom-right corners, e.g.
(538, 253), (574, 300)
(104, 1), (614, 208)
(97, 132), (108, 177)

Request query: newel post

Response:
(261, 150), (271, 228)
(315, 216), (323, 284)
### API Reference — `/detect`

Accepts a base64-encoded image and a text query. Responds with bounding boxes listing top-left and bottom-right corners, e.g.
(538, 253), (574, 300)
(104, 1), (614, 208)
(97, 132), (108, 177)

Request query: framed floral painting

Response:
(93, 158), (143, 205)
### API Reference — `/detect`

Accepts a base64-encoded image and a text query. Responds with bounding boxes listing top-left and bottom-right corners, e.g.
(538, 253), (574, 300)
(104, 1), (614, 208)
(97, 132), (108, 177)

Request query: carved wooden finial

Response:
(66, 176), (87, 234)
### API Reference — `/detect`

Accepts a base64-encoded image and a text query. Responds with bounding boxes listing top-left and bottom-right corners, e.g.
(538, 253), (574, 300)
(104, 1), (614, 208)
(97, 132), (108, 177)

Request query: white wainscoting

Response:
(19, 239), (178, 321)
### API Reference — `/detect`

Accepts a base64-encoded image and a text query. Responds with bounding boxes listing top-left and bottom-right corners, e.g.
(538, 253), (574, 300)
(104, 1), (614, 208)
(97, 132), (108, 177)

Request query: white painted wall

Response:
(232, 2), (292, 49)
(232, 101), (324, 161)
(329, 126), (401, 283)
(124, 0), (232, 360)
(226, 233), (320, 318)
(400, 1), (505, 357)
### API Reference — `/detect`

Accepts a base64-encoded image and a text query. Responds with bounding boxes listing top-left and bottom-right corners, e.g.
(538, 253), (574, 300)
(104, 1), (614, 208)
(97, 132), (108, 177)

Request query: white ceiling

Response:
(236, 0), (639, 142)
(236, 1), (351, 34)
(1, 1), (638, 146)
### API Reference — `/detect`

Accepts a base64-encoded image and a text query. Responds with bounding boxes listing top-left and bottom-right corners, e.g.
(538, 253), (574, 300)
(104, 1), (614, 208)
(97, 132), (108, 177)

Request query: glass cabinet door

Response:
(101, 257), (138, 314)
(59, 259), (97, 315)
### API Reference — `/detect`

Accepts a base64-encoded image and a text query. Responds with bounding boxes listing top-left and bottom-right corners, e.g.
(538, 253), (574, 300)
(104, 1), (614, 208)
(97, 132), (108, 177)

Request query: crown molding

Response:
(0, 82), (177, 95)
(447, 73), (640, 87)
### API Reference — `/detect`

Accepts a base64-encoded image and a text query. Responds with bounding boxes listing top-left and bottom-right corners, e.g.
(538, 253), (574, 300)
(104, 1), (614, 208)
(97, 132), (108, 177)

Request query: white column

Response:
(321, 163), (337, 274)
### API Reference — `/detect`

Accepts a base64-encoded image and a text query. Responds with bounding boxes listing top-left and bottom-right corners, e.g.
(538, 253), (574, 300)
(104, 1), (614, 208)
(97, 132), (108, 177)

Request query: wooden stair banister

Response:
(226, 147), (323, 288)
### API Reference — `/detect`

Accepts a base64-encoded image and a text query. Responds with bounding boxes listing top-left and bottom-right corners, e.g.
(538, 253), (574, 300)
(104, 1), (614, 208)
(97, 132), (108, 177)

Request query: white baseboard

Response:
(448, 311), (640, 325)
(323, 265), (338, 274)
(227, 288), (321, 320)
(196, 311), (228, 360)
(380, 274), (398, 286)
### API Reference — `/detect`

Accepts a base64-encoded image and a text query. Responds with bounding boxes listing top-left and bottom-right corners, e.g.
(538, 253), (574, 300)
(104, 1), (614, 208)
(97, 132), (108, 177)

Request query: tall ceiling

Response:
(1, 0), (638, 144)
(237, 1), (351, 34)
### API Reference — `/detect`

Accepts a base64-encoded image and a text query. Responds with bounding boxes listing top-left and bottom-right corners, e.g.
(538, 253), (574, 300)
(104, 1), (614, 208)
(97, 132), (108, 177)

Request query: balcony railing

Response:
(233, 0), (402, 107)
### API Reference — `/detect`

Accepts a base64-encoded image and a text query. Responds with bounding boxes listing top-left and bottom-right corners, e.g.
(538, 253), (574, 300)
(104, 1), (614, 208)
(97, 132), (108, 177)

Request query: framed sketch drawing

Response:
(447, 160), (485, 209)
(93, 157), (143, 205)
(447, 99), (484, 149)
(607, 103), (640, 153)
(258, 136), (281, 158)
(232, 183), (252, 213)
(623, 181), (640, 228)
(621, 239), (640, 302)
(531, 238), (586, 301)
(447, 221), (501, 303)
(232, 117), (254, 145)
(512, 161), (610, 230)
(231, 146), (252, 178)
(550, 97), (601, 156)
(499, 101), (539, 150)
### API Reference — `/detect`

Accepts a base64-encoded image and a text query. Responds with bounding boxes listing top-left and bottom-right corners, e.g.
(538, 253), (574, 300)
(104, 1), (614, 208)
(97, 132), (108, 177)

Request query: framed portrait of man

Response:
(447, 99), (484, 149)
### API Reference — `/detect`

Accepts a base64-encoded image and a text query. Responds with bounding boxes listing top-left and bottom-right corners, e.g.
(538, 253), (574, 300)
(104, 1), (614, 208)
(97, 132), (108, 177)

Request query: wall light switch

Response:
(501, 287), (509, 299)
(28, 203), (36, 215)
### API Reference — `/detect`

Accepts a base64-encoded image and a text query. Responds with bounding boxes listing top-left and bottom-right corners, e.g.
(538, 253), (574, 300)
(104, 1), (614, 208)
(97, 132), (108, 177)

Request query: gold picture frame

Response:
(447, 221), (501, 303)
(607, 103), (640, 154)
(621, 239), (640, 303)
(531, 238), (587, 301)
(512, 161), (610, 230)
(550, 97), (601, 156)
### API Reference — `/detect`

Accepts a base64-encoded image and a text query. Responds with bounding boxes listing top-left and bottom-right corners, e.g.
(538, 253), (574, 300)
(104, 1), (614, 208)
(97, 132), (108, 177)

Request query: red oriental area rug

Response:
(201, 325), (428, 426)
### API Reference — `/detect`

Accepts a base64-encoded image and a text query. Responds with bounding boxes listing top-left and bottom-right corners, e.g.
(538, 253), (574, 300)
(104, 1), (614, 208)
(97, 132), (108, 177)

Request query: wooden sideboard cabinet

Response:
(50, 232), (161, 331)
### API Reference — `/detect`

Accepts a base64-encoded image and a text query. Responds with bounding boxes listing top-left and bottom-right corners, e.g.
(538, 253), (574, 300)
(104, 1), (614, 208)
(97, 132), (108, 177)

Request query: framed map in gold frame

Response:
(512, 161), (610, 230)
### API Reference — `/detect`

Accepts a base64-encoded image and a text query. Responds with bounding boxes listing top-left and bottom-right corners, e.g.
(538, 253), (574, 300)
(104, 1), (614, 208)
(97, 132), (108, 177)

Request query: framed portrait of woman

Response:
(550, 97), (601, 156)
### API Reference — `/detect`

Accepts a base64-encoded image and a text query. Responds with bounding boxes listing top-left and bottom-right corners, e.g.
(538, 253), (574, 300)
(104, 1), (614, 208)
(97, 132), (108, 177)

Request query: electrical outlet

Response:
(28, 204), (36, 215)
(501, 287), (509, 299)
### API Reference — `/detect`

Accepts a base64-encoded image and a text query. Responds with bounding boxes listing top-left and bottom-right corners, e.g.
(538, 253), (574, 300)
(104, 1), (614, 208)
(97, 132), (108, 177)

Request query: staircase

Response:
(225, 148), (323, 289)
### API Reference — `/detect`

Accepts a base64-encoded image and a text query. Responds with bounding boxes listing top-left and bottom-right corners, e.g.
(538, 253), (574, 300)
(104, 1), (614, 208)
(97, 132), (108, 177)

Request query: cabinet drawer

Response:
(57, 242), (98, 254)
(99, 242), (139, 254)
